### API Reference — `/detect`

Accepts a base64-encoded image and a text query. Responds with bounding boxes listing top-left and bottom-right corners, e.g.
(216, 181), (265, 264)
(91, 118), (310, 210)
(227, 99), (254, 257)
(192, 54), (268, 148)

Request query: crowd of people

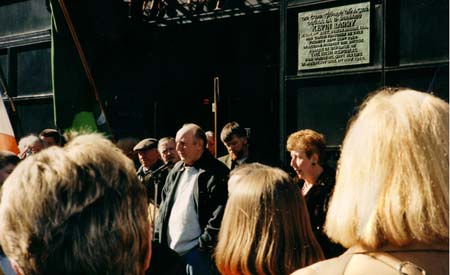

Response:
(0, 87), (447, 275)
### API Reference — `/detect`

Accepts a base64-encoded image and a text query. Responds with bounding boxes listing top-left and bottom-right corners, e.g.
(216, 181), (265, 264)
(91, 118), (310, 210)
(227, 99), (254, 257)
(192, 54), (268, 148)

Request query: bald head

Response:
(175, 124), (206, 165)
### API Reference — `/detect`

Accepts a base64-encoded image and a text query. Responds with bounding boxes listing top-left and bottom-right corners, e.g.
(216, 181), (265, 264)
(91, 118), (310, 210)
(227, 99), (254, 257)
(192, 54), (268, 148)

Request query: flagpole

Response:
(57, 0), (115, 140)
(0, 66), (16, 112)
(213, 76), (219, 158)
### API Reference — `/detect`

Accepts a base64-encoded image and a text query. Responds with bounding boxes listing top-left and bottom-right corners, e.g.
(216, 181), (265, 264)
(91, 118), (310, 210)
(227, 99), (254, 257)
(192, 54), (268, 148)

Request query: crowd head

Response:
(220, 121), (249, 160)
(175, 123), (207, 165)
(0, 133), (151, 275)
(157, 137), (180, 165)
(287, 129), (326, 166)
(17, 134), (44, 159)
(0, 151), (20, 185)
(325, 87), (449, 249)
(38, 128), (66, 147)
(2, 86), (447, 275)
(215, 163), (324, 275)
(134, 138), (161, 169)
(286, 129), (327, 184)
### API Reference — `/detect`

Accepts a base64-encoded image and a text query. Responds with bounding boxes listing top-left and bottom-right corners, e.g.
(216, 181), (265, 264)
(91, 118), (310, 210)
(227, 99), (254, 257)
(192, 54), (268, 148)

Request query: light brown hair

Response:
(0, 133), (150, 275)
(215, 163), (324, 275)
(220, 121), (248, 143)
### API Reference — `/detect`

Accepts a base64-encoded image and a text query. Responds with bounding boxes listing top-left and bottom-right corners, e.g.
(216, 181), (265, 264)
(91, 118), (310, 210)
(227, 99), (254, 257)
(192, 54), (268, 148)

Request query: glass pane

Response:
(385, 66), (449, 102)
(392, 0), (448, 64)
(0, 0), (51, 37)
(286, 72), (382, 146)
(16, 44), (51, 95)
(12, 98), (54, 137)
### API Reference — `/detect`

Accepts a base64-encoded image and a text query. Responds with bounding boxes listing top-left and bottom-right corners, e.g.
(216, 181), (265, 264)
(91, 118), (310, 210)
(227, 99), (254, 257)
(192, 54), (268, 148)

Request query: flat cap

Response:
(133, 138), (158, 151)
(39, 128), (59, 136)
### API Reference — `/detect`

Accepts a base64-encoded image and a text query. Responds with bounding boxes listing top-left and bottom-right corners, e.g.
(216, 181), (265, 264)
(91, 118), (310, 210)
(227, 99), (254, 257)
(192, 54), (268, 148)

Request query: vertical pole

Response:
(381, 0), (386, 87)
(0, 66), (16, 112)
(153, 100), (158, 137)
(213, 76), (219, 158)
(279, 0), (287, 166)
(152, 180), (158, 238)
(57, 0), (115, 140)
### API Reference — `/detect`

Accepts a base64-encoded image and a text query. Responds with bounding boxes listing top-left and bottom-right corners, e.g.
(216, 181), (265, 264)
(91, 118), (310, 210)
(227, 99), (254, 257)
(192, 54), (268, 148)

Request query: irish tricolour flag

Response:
(0, 99), (19, 154)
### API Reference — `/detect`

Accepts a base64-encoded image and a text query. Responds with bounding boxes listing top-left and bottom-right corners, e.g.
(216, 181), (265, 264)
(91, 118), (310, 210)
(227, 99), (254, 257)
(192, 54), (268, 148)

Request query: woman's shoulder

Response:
(290, 256), (348, 275)
(293, 244), (450, 275)
(290, 265), (318, 275)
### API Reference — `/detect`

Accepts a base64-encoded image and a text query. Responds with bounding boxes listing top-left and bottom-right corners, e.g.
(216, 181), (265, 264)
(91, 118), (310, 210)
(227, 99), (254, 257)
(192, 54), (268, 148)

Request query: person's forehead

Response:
(41, 136), (55, 141)
(139, 148), (158, 154)
(176, 128), (195, 141)
(31, 140), (42, 146)
(226, 135), (244, 143)
(160, 141), (175, 149)
(290, 150), (306, 156)
(166, 140), (176, 146)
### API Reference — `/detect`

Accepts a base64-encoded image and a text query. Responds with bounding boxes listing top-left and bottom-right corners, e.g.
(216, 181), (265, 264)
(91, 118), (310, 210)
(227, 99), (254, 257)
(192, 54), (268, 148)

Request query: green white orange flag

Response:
(0, 99), (19, 154)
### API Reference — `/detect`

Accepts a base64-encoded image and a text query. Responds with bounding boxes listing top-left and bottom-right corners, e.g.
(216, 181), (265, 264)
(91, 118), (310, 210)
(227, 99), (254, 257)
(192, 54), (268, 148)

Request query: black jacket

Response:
(154, 150), (229, 252)
(146, 241), (187, 275)
(136, 160), (167, 205)
(218, 154), (258, 170)
(300, 165), (344, 258)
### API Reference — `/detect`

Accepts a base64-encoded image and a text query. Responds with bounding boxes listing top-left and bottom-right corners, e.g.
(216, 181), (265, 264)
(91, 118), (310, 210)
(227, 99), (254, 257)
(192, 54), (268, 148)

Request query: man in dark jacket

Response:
(134, 138), (165, 204)
(218, 121), (253, 170)
(154, 123), (229, 275)
(218, 121), (273, 169)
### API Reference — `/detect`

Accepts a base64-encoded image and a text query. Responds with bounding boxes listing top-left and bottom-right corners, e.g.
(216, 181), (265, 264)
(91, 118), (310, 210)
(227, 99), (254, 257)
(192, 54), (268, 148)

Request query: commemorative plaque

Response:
(298, 2), (370, 70)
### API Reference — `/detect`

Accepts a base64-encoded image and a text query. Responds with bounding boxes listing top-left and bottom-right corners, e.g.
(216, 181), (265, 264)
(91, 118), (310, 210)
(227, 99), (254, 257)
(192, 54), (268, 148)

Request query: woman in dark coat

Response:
(286, 129), (344, 258)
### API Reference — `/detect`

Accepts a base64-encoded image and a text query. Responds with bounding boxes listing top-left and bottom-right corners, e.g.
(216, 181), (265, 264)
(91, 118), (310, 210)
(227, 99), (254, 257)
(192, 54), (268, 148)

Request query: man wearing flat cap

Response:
(39, 128), (66, 147)
(134, 138), (165, 204)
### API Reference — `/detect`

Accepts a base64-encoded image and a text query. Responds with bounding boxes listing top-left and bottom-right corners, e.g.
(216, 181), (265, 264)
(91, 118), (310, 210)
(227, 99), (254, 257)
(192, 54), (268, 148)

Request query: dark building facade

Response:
(0, 0), (448, 167)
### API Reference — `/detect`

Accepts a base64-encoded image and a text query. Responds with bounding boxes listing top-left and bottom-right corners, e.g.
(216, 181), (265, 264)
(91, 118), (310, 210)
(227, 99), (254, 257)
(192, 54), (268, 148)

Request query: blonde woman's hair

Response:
(0, 133), (150, 275)
(215, 163), (324, 275)
(325, 87), (449, 249)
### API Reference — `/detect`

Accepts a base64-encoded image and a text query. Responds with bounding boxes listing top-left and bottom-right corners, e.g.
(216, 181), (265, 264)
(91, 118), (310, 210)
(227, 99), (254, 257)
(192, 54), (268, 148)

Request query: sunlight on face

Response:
(289, 150), (313, 180)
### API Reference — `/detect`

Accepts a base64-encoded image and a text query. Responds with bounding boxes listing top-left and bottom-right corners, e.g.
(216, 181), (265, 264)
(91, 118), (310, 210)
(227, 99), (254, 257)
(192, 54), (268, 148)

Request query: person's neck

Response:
(143, 162), (158, 171)
(183, 152), (203, 166)
(304, 165), (324, 185)
(233, 147), (249, 161)
(242, 146), (249, 158)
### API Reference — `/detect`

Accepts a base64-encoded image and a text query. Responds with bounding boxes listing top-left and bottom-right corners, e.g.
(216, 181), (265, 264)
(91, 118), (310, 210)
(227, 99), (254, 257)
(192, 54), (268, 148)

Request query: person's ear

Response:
(311, 153), (319, 166)
(242, 137), (248, 145)
(10, 259), (24, 275)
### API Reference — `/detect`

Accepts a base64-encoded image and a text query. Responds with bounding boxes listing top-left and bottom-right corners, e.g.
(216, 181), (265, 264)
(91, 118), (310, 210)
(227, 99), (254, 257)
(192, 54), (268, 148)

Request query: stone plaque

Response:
(298, 2), (370, 70)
